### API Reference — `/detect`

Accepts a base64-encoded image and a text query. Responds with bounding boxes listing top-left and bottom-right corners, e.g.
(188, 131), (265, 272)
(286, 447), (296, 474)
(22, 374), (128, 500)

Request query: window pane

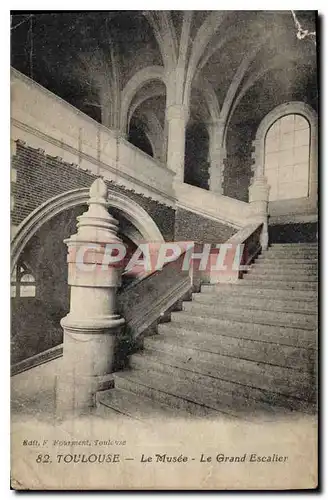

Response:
(295, 128), (310, 147)
(294, 163), (309, 183)
(294, 115), (308, 130)
(264, 113), (310, 202)
(21, 273), (35, 283)
(20, 285), (36, 297)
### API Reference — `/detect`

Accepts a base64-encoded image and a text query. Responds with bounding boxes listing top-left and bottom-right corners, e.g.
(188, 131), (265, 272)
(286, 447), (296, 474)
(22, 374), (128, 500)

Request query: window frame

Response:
(11, 261), (36, 298)
(264, 113), (311, 202)
(252, 101), (318, 215)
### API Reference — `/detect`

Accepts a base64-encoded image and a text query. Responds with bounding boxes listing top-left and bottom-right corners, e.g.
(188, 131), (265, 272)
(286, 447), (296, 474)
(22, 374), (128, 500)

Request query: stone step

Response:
(168, 314), (317, 349)
(268, 244), (317, 249)
(200, 284), (317, 301)
(93, 400), (135, 421)
(270, 243), (318, 249)
(192, 292), (317, 313)
(262, 251), (318, 259)
(266, 252), (318, 257)
(235, 279), (317, 290)
(258, 254), (317, 262)
(130, 352), (316, 413)
(148, 330), (315, 371)
(129, 349), (314, 402)
(243, 272), (317, 282)
(257, 260), (318, 268)
(97, 387), (191, 420)
(253, 261), (318, 270)
(114, 370), (223, 419)
(182, 301), (317, 330)
(115, 365), (300, 419)
(248, 267), (317, 278)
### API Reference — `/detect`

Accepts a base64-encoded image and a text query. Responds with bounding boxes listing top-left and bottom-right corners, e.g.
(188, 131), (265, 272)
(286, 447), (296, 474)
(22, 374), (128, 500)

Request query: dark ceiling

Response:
(11, 11), (318, 129)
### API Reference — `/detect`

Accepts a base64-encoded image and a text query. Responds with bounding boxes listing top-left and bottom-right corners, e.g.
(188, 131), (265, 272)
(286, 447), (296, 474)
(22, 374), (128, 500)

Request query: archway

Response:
(11, 186), (165, 364)
(11, 186), (165, 274)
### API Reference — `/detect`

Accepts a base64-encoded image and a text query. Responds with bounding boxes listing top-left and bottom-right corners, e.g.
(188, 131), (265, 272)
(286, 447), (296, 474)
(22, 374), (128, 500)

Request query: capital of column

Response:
(207, 118), (225, 135)
(165, 104), (189, 123)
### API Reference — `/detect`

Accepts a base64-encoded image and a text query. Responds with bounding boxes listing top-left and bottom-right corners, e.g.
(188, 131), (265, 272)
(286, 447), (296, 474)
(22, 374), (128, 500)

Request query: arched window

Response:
(253, 102), (317, 214)
(11, 262), (36, 298)
(264, 114), (310, 201)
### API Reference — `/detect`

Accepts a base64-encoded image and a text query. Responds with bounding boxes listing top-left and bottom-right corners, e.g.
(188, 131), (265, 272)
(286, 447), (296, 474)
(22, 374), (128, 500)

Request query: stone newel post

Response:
(57, 178), (125, 414)
(248, 175), (270, 251)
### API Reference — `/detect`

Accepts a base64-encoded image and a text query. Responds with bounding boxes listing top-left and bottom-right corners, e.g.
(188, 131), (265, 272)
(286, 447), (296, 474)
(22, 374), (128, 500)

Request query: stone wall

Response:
(174, 208), (236, 244)
(269, 222), (318, 244)
(11, 141), (175, 241)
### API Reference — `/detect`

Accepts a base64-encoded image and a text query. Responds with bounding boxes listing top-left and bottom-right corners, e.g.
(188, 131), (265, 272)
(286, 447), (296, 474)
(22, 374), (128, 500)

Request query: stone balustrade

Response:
(11, 68), (175, 207)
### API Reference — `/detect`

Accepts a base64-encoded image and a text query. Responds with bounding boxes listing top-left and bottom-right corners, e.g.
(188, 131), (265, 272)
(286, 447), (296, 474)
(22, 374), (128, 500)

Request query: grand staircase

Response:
(97, 243), (318, 420)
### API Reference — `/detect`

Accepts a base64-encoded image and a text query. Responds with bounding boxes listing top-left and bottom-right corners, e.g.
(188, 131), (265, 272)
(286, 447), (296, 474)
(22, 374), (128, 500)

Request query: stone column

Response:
(57, 178), (125, 415)
(166, 104), (188, 183)
(208, 120), (226, 194)
(248, 175), (270, 251)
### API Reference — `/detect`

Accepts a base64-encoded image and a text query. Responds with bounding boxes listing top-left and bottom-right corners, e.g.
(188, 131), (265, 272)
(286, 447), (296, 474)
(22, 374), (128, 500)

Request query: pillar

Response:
(57, 178), (125, 414)
(208, 120), (226, 194)
(166, 104), (188, 183)
(248, 175), (270, 250)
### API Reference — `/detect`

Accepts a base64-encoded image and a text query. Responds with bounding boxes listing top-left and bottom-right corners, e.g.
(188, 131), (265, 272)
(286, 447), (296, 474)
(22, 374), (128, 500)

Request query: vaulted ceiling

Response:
(11, 11), (317, 142)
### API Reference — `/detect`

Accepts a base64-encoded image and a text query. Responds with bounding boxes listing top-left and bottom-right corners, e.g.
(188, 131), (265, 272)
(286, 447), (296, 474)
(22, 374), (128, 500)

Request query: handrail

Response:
(118, 245), (195, 338)
(174, 182), (253, 229)
(234, 222), (263, 267)
(226, 222), (262, 245)
(11, 344), (63, 376)
(120, 241), (196, 292)
(211, 222), (264, 283)
(11, 222), (265, 374)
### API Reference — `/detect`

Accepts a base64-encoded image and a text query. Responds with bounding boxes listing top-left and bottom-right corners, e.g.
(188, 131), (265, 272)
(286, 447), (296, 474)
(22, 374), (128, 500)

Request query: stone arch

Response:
(11, 186), (165, 273)
(220, 44), (265, 150)
(142, 11), (177, 72)
(126, 76), (220, 132)
(183, 11), (227, 108)
(253, 102), (317, 172)
(120, 66), (166, 133)
(128, 86), (165, 129)
(192, 76), (220, 123)
(226, 54), (314, 148)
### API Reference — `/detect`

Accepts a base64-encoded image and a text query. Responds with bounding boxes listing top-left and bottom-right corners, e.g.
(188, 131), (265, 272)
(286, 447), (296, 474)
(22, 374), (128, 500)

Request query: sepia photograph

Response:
(10, 9), (318, 490)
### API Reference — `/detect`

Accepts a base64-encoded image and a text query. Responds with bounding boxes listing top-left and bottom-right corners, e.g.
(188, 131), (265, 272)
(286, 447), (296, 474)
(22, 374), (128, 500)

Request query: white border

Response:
(2, 5), (325, 498)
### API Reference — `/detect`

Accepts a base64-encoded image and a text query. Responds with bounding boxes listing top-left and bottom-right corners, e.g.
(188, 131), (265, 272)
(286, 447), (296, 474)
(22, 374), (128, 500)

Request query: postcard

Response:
(10, 10), (318, 490)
